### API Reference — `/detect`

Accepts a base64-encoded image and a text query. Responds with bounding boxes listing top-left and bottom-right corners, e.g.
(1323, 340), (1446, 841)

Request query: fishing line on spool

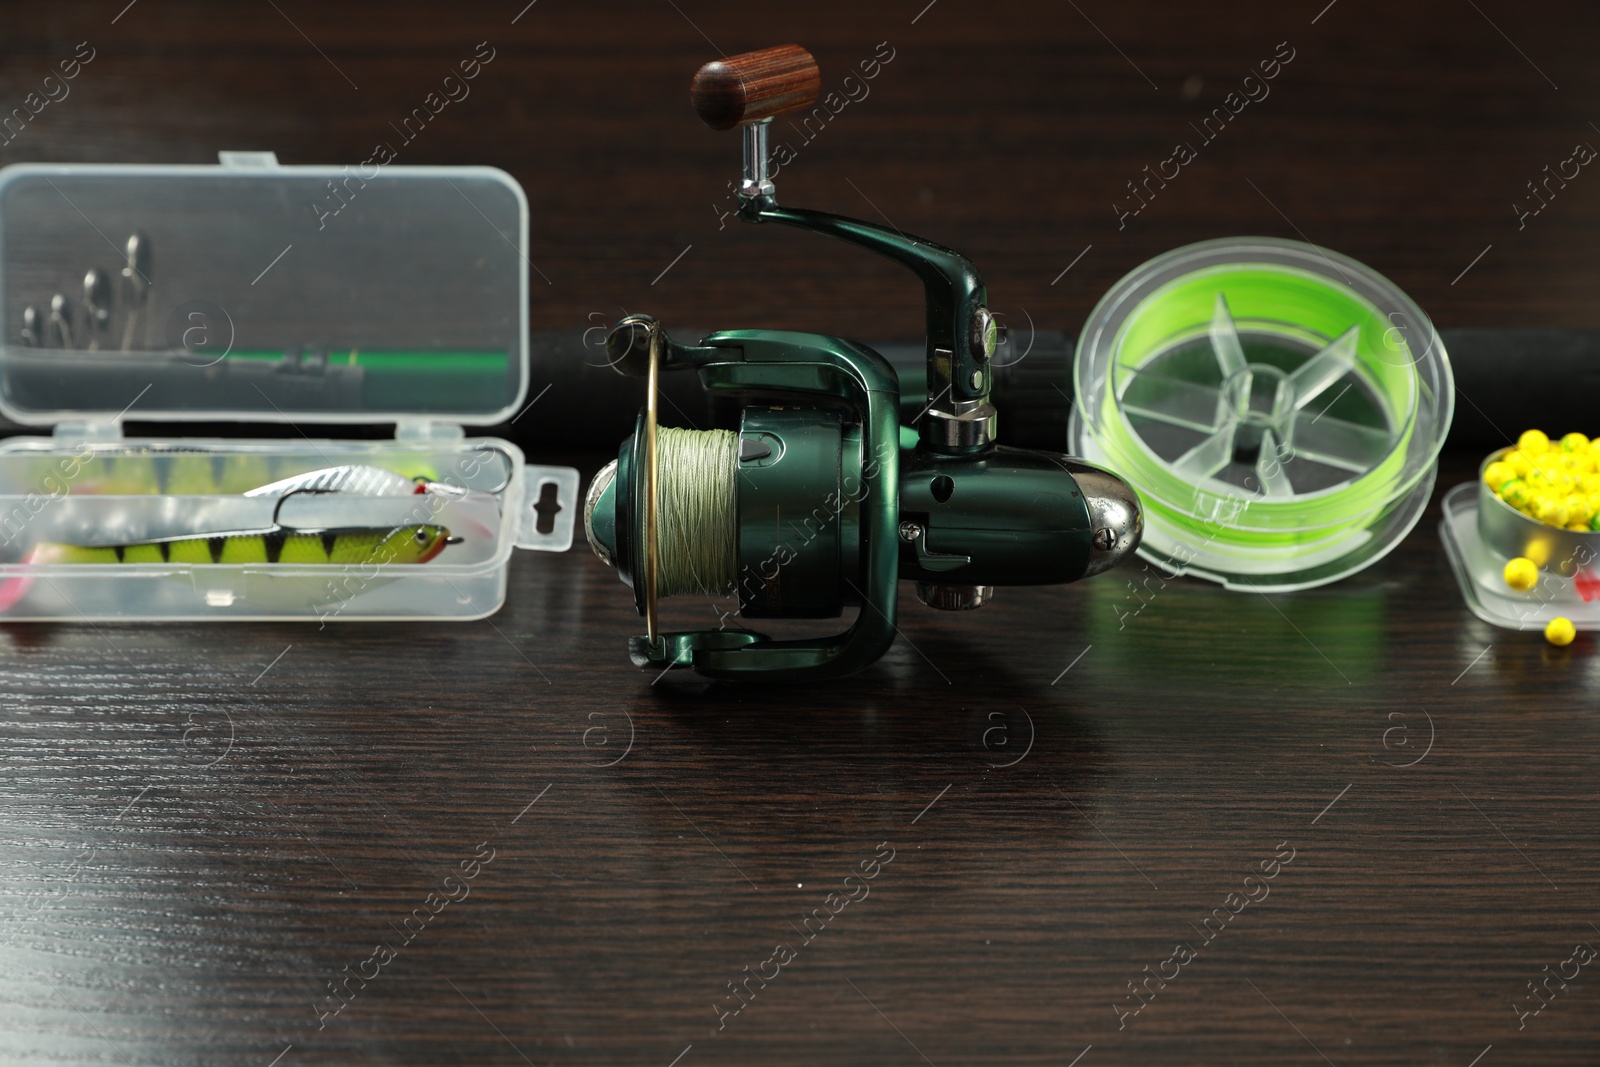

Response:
(653, 426), (738, 597)
(1070, 238), (1452, 591)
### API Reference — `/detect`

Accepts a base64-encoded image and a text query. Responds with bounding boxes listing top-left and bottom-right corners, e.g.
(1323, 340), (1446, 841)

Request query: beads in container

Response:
(1482, 429), (1600, 533)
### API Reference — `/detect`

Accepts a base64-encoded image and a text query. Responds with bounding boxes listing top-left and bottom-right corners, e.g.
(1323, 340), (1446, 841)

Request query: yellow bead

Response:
(1568, 495), (1595, 526)
(1501, 478), (1527, 505)
(1519, 429), (1551, 454)
(1508, 450), (1534, 477)
(1561, 432), (1589, 453)
(1535, 497), (1571, 527)
(1483, 461), (1515, 490)
(1544, 616), (1577, 646)
(1503, 556), (1539, 591)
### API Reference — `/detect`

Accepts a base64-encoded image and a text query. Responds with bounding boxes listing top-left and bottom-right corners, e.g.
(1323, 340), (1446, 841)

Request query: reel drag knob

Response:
(1073, 464), (1144, 577)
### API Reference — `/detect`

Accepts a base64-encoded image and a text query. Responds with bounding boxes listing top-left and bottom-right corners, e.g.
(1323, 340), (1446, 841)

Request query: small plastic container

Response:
(1438, 450), (1600, 632)
(0, 154), (576, 621)
(1070, 237), (1453, 591)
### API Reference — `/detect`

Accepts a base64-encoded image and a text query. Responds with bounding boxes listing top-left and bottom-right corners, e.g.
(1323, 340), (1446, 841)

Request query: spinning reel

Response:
(584, 44), (1143, 681)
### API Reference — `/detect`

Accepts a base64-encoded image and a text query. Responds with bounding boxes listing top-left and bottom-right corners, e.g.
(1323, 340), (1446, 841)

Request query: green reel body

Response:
(584, 329), (1118, 682)
(593, 330), (901, 681)
(583, 42), (1142, 682)
(899, 447), (1098, 587)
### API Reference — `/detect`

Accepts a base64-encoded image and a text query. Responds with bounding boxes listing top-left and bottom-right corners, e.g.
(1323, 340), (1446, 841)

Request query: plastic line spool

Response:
(1070, 237), (1454, 591)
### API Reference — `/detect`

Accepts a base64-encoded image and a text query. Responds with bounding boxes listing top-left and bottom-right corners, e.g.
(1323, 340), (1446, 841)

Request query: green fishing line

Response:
(1100, 266), (1416, 543)
(654, 426), (739, 597)
(1073, 239), (1453, 590)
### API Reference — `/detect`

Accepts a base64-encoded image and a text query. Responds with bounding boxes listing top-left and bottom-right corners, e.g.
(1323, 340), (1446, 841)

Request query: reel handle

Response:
(689, 42), (996, 449)
(690, 44), (820, 130)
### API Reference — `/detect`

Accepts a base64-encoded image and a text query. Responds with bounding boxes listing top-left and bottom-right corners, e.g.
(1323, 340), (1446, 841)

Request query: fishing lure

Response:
(243, 464), (469, 500)
(57, 452), (452, 497)
(31, 522), (458, 566)
(0, 492), (460, 614)
(28, 490), (461, 566)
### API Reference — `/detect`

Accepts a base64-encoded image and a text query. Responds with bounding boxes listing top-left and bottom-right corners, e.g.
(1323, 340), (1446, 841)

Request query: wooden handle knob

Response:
(690, 44), (820, 131)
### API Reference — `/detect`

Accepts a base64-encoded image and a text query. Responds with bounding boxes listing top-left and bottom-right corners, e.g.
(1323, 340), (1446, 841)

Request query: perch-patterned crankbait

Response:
(31, 522), (459, 566)
(72, 454), (457, 497)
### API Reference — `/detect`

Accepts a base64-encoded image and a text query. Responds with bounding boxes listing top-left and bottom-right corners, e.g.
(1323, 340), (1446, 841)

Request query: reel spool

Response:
(583, 45), (1144, 682)
(1071, 238), (1453, 591)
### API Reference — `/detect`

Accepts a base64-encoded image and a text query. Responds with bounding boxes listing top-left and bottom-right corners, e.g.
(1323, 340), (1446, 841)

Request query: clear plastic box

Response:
(0, 154), (576, 621)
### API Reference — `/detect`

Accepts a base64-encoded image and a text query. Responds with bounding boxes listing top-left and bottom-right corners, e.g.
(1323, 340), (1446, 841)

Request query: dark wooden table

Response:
(3, 2), (1599, 1065)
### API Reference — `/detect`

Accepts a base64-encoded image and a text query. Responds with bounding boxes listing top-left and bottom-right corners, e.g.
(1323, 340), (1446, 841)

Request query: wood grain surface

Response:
(1, 2), (1599, 1066)
(689, 44), (821, 130)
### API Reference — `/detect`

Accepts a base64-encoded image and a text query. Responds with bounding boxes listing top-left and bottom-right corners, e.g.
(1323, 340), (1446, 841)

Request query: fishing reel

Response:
(584, 44), (1143, 681)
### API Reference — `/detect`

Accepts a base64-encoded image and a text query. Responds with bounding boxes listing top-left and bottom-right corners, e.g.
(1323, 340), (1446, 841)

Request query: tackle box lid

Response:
(0, 153), (530, 430)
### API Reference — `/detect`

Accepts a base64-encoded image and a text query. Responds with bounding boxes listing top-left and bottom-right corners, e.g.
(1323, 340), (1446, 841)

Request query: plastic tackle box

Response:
(0, 153), (577, 621)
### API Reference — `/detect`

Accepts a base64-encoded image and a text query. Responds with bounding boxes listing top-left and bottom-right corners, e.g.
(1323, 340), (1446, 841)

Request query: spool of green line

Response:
(653, 426), (739, 597)
(1070, 237), (1454, 591)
